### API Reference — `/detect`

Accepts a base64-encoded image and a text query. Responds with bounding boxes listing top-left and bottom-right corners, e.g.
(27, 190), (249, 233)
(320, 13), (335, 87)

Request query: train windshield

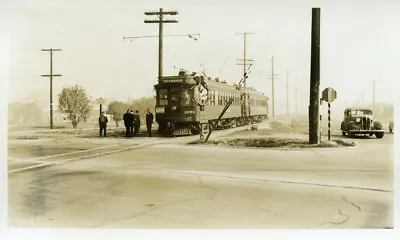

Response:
(158, 89), (168, 106)
(158, 88), (193, 106)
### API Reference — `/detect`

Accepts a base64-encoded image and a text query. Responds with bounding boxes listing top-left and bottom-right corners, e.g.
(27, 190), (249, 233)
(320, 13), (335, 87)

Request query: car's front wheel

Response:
(375, 132), (384, 139)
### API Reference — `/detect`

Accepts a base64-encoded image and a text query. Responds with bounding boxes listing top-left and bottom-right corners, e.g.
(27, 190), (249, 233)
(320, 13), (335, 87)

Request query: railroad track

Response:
(7, 138), (165, 175)
(7, 123), (257, 175)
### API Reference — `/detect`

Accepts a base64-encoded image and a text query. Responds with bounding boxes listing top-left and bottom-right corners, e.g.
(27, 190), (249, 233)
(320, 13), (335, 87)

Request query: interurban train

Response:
(154, 70), (269, 136)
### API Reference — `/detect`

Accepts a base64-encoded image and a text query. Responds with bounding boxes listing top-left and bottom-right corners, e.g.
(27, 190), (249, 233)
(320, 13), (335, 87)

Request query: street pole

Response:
(236, 32), (254, 117)
(361, 89), (364, 107)
(295, 77), (298, 115)
(41, 48), (62, 129)
(286, 70), (289, 116)
(145, 8), (178, 81)
(309, 8), (321, 144)
(373, 79), (375, 113)
(271, 55), (275, 118)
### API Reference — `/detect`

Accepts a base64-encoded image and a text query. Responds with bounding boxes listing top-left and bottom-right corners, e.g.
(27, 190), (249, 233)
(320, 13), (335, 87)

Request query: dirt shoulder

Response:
(189, 119), (356, 149)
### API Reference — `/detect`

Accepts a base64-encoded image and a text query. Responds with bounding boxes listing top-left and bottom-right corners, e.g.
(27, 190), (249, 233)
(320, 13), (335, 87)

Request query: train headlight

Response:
(356, 118), (361, 122)
(155, 107), (165, 114)
(171, 106), (177, 111)
(184, 110), (196, 115)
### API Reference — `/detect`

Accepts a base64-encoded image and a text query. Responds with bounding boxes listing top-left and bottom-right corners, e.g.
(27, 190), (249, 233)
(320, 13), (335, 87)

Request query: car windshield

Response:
(350, 110), (372, 115)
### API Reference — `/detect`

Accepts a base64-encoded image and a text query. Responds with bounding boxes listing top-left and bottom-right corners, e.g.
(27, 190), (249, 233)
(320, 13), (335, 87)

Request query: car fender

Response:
(373, 120), (383, 130)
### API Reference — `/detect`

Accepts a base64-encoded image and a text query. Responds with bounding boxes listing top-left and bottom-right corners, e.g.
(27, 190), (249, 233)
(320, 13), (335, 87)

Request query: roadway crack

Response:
(195, 176), (277, 217)
(341, 196), (362, 211)
(92, 197), (199, 228)
(322, 209), (350, 226)
(195, 175), (220, 200)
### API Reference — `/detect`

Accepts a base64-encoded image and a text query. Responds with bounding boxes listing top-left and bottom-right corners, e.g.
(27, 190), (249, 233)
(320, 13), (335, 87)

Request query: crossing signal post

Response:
(321, 87), (337, 141)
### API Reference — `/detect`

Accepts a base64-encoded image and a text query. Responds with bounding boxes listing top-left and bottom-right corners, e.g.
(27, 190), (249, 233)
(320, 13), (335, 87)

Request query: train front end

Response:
(154, 71), (204, 136)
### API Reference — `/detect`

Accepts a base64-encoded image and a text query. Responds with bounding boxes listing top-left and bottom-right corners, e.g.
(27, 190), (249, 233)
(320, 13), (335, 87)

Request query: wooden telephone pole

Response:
(286, 70), (289, 116)
(267, 55), (279, 118)
(236, 32), (254, 88)
(41, 48), (62, 129)
(373, 79), (376, 112)
(236, 32), (254, 117)
(145, 8), (178, 81)
(309, 8), (321, 144)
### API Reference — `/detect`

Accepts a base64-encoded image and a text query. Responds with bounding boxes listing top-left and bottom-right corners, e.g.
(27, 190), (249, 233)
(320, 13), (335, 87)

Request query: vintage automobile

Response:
(340, 107), (384, 138)
(389, 120), (394, 133)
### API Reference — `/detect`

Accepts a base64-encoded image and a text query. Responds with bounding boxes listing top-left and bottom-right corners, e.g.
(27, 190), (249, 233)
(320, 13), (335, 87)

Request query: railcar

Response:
(154, 70), (269, 136)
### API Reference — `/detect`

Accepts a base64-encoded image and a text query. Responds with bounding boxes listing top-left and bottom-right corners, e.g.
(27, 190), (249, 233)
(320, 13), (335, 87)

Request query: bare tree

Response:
(106, 101), (129, 127)
(58, 85), (93, 128)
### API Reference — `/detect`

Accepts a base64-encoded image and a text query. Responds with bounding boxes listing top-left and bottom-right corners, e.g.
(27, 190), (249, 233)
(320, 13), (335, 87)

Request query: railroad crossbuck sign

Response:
(322, 87), (337, 103)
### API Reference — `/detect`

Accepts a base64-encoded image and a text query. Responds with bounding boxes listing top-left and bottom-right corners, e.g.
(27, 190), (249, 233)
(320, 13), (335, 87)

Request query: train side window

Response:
(223, 92), (226, 105)
(213, 90), (216, 105)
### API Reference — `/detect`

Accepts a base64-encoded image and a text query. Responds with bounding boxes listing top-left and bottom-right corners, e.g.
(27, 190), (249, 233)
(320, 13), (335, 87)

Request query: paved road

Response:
(8, 131), (393, 228)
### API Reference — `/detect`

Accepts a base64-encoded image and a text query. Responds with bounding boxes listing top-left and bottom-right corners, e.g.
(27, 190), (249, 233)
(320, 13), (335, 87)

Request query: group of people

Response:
(98, 109), (154, 137)
(123, 109), (154, 137)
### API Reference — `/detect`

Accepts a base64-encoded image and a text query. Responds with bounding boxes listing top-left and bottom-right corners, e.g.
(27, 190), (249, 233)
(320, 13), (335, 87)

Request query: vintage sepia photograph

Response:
(1, 0), (398, 239)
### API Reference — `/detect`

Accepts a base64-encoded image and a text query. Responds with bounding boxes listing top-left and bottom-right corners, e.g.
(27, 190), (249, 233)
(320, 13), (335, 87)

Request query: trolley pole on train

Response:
(41, 48), (62, 129)
(145, 8), (178, 81)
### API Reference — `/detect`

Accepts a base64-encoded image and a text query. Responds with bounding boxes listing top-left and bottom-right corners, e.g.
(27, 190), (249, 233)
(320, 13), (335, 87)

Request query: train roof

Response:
(159, 70), (267, 97)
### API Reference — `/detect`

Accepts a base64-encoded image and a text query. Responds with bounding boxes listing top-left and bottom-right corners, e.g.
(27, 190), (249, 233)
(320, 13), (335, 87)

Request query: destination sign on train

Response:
(161, 78), (184, 83)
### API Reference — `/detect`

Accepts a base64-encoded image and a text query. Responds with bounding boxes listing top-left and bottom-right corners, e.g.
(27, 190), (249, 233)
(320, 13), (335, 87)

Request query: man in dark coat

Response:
(98, 112), (108, 137)
(133, 110), (141, 136)
(129, 110), (134, 136)
(123, 110), (132, 137)
(146, 109), (154, 137)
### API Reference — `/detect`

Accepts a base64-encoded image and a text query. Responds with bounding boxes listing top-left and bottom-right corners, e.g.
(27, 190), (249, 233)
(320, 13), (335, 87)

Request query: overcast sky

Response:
(3, 0), (400, 117)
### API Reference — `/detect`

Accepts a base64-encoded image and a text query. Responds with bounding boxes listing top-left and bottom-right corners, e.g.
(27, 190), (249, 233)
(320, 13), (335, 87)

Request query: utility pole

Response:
(286, 70), (289, 116)
(144, 8), (178, 81)
(295, 76), (298, 115)
(41, 48), (62, 129)
(267, 55), (279, 118)
(236, 32), (254, 118)
(373, 79), (376, 112)
(236, 32), (254, 88)
(361, 89), (364, 107)
(309, 8), (321, 144)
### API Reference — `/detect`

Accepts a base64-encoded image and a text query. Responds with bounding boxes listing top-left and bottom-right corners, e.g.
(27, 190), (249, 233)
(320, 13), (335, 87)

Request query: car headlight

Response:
(356, 118), (360, 122)
(171, 106), (177, 111)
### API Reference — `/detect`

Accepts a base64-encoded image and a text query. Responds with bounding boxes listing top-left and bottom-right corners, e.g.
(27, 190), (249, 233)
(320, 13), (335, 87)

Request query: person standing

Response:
(133, 110), (141, 136)
(146, 109), (154, 137)
(98, 112), (108, 137)
(129, 110), (134, 136)
(123, 110), (132, 137)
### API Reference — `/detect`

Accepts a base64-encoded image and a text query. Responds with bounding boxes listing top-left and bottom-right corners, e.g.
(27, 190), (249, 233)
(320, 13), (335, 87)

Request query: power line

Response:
(123, 33), (199, 41)
(41, 48), (62, 129)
